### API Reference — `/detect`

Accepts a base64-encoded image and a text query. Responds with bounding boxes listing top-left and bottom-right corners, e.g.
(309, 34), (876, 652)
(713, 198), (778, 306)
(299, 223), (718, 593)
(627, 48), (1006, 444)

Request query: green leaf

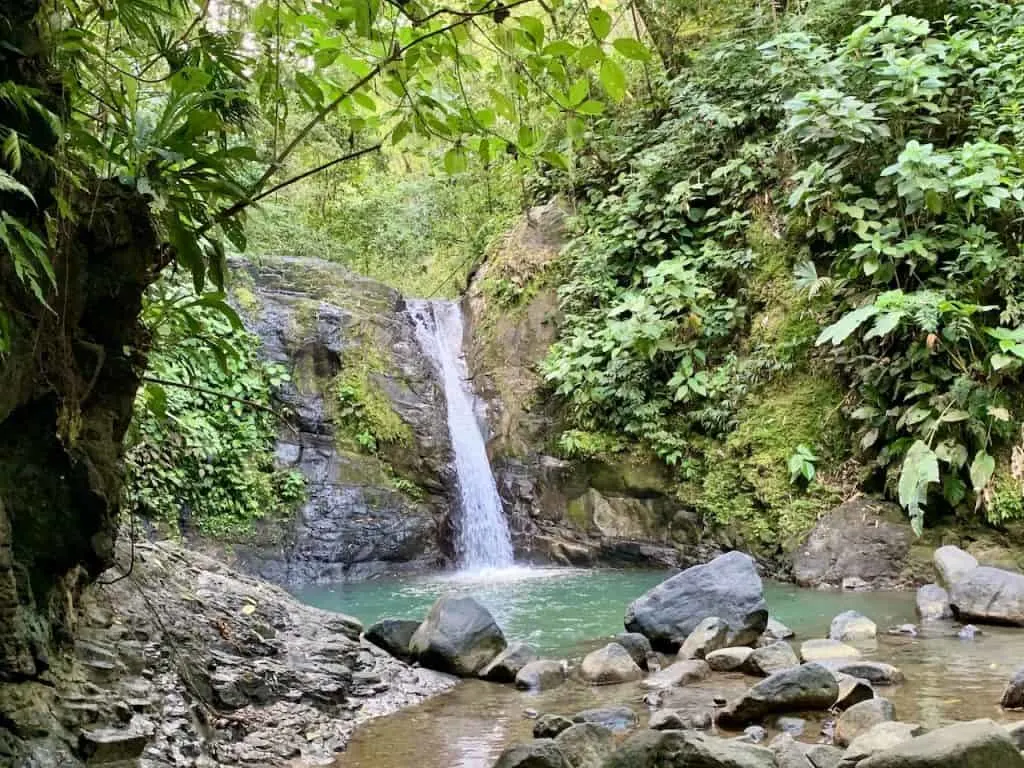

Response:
(587, 8), (612, 40)
(898, 440), (939, 519)
(969, 451), (995, 493)
(568, 78), (589, 107)
(444, 146), (467, 174)
(600, 59), (627, 102)
(0, 170), (36, 205)
(540, 151), (569, 171)
(576, 99), (605, 115)
(294, 72), (323, 106)
(518, 15), (544, 47)
(612, 37), (651, 61)
(577, 44), (605, 69)
(816, 305), (878, 346)
(544, 41), (577, 57)
(863, 311), (903, 340)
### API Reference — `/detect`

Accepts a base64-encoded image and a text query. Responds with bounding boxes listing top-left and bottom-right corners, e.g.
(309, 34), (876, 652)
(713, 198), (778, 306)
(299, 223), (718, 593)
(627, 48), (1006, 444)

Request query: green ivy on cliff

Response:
(125, 282), (306, 537)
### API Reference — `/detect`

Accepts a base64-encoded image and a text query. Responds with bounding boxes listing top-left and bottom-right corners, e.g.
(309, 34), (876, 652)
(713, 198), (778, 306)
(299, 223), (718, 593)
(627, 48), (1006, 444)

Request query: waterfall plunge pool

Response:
(290, 569), (1024, 768)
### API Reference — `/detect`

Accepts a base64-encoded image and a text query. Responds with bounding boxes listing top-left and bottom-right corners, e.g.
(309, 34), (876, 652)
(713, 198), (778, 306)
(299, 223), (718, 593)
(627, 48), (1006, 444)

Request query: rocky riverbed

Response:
(0, 533), (455, 767)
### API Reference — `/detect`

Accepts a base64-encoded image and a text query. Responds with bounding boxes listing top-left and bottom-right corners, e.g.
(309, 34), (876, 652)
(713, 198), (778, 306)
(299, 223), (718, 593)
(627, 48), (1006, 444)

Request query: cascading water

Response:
(407, 299), (515, 570)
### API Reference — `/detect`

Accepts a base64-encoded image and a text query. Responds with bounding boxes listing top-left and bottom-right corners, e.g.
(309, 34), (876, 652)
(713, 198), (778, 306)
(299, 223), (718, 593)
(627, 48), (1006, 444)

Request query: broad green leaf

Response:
(612, 37), (651, 61)
(540, 151), (569, 171)
(864, 311), (902, 340)
(518, 15), (544, 47)
(544, 41), (577, 57)
(576, 99), (605, 115)
(588, 8), (612, 40)
(444, 146), (467, 174)
(898, 439), (939, 519)
(577, 44), (605, 69)
(600, 59), (627, 102)
(294, 72), (323, 106)
(816, 305), (878, 346)
(969, 451), (995, 493)
(568, 78), (589, 107)
(0, 170), (36, 205)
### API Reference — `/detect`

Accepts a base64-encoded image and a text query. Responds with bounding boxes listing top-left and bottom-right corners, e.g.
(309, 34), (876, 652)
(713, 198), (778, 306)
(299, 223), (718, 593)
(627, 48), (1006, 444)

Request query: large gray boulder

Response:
(857, 719), (1024, 768)
(364, 618), (419, 661)
(824, 660), (904, 685)
(771, 733), (814, 768)
(614, 632), (653, 669)
(834, 673), (875, 710)
(793, 499), (913, 589)
(829, 611), (877, 641)
(841, 722), (923, 765)
(835, 698), (895, 747)
(707, 647), (754, 672)
(746, 641), (799, 676)
(410, 596), (506, 676)
(579, 643), (643, 685)
(553, 724), (615, 768)
(493, 740), (571, 768)
(481, 642), (539, 683)
(934, 545), (978, 589)
(717, 663), (839, 728)
(950, 566), (1024, 625)
(603, 729), (776, 768)
(624, 552), (768, 651)
(517, 660), (567, 691)
(915, 584), (952, 621)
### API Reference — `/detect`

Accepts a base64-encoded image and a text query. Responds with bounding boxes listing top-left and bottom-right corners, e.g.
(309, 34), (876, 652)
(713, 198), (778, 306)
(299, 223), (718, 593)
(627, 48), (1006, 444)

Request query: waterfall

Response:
(407, 299), (515, 570)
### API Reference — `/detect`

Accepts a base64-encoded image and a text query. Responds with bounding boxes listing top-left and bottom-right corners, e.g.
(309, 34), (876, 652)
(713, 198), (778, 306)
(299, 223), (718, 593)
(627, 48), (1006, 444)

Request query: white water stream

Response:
(408, 299), (515, 570)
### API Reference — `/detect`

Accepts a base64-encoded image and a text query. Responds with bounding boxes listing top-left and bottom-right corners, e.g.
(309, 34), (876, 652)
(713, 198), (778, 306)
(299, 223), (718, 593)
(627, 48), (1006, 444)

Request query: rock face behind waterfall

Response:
(625, 551), (768, 651)
(223, 258), (456, 583)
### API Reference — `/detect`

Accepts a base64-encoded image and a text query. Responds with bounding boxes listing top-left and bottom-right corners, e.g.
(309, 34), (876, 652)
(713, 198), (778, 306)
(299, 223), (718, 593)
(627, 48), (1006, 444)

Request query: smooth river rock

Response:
(841, 722), (924, 765)
(858, 719), (1024, 768)
(914, 584), (952, 621)
(534, 714), (574, 738)
(678, 616), (730, 659)
(493, 740), (572, 768)
(410, 595), (507, 676)
(624, 551), (768, 651)
(835, 698), (895, 746)
(517, 660), (567, 691)
(829, 611), (877, 641)
(717, 663), (839, 728)
(765, 617), (796, 641)
(364, 618), (420, 661)
(641, 659), (710, 690)
(950, 566), (1024, 625)
(580, 643), (643, 685)
(746, 641), (800, 676)
(934, 545), (978, 589)
(482, 642), (540, 683)
(800, 639), (860, 663)
(648, 708), (713, 731)
(826, 660), (904, 685)
(834, 673), (875, 710)
(614, 632), (653, 669)
(553, 723), (615, 768)
(707, 647), (754, 672)
(1000, 665), (1024, 709)
(572, 706), (638, 733)
(604, 729), (777, 768)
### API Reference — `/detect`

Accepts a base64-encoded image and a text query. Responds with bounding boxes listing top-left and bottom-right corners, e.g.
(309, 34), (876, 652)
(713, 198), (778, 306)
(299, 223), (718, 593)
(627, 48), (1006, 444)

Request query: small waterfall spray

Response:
(408, 299), (515, 570)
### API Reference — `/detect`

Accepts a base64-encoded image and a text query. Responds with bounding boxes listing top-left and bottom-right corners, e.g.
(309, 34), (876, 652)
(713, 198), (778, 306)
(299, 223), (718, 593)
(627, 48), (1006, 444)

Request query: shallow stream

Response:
(292, 568), (1024, 768)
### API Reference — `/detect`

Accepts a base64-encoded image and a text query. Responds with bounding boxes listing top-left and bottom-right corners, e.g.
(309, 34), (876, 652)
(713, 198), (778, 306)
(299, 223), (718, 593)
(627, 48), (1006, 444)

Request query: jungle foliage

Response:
(543, 0), (1024, 531)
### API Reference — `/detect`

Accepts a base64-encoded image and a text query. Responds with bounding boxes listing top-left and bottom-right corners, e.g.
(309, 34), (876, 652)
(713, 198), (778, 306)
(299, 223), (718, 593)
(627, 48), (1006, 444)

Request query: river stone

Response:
(364, 618), (420, 661)
(604, 729), (777, 768)
(678, 616), (730, 660)
(614, 632), (653, 669)
(624, 551), (768, 651)
(717, 663), (840, 728)
(707, 647), (754, 672)
(835, 698), (895, 747)
(746, 641), (799, 676)
(534, 714), (574, 738)
(806, 744), (844, 768)
(648, 708), (713, 731)
(915, 584), (952, 621)
(793, 499), (912, 589)
(516, 660), (566, 691)
(858, 719), (1024, 768)
(950, 566), (1024, 625)
(1000, 665), (1024, 709)
(573, 706), (638, 733)
(934, 545), (979, 589)
(834, 674), (875, 710)
(771, 733), (814, 768)
(482, 642), (540, 683)
(840, 722), (924, 765)
(825, 660), (903, 685)
(580, 643), (643, 685)
(493, 740), (572, 768)
(829, 611), (877, 641)
(410, 595), (507, 676)
(1003, 721), (1024, 749)
(554, 724), (615, 768)
(765, 617), (796, 641)
(641, 659), (710, 690)
(800, 639), (860, 663)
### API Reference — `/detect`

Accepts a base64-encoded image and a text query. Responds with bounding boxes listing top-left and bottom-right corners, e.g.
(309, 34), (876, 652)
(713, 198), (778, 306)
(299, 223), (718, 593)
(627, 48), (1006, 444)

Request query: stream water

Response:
(292, 570), (1024, 768)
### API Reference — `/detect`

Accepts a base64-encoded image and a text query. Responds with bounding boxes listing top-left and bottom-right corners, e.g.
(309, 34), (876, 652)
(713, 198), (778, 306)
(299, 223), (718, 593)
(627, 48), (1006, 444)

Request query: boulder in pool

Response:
(410, 595), (507, 676)
(364, 618), (420, 661)
(915, 584), (952, 621)
(858, 719), (1024, 768)
(640, 659), (710, 690)
(843, 721), (924, 764)
(717, 663), (839, 728)
(707, 646), (754, 672)
(624, 551), (767, 651)
(950, 566), (1024, 625)
(648, 708), (713, 731)
(493, 740), (571, 768)
(481, 642), (540, 683)
(770, 732), (814, 768)
(746, 641), (799, 676)
(835, 698), (895, 747)
(614, 632), (653, 669)
(826, 660), (903, 685)
(834, 673), (875, 710)
(799, 639), (860, 663)
(604, 729), (776, 768)
(793, 499), (913, 589)
(516, 660), (567, 691)
(579, 643), (643, 685)
(1000, 665), (1024, 709)
(678, 616), (730, 660)
(534, 714), (574, 738)
(554, 723), (615, 768)
(934, 545), (978, 589)
(572, 706), (638, 733)
(764, 617), (795, 641)
(829, 611), (877, 641)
